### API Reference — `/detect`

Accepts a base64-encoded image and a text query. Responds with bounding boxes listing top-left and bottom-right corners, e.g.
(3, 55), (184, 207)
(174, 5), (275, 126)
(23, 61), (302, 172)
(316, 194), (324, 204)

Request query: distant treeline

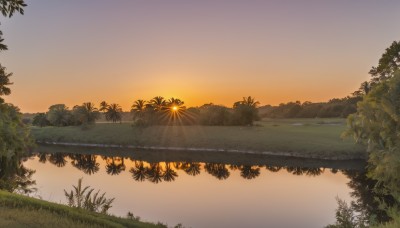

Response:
(27, 95), (364, 128)
(259, 96), (361, 118)
(29, 96), (260, 127)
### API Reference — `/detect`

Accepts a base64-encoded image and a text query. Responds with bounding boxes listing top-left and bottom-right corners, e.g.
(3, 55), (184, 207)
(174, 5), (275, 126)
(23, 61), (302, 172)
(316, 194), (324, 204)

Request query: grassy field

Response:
(31, 118), (366, 160)
(0, 191), (160, 228)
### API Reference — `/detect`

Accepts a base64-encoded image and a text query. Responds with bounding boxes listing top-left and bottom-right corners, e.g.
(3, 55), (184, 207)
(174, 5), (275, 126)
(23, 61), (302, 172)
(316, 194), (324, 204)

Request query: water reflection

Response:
(0, 155), (36, 194)
(21, 150), (393, 227)
(30, 152), (345, 183)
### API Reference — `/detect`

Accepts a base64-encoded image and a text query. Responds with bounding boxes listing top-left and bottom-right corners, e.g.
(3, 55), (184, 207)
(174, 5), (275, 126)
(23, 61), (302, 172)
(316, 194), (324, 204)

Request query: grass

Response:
(0, 191), (160, 228)
(31, 118), (366, 160)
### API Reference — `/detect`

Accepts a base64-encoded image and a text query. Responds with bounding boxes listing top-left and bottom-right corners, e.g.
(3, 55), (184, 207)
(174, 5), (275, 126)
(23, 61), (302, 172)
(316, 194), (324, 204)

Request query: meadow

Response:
(31, 118), (366, 160)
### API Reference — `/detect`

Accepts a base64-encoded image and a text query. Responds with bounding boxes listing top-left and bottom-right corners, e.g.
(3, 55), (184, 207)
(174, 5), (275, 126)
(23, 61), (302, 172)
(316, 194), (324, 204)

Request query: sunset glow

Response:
(1, 0), (399, 113)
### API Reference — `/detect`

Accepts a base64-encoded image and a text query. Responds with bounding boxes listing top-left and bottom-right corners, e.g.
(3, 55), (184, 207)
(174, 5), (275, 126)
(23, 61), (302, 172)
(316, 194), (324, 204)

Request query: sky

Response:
(0, 0), (399, 113)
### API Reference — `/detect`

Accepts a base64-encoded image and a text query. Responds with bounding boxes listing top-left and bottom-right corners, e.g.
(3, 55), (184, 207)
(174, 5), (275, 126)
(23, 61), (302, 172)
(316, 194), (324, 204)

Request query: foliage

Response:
(0, 64), (12, 103)
(325, 197), (368, 228)
(344, 71), (400, 202)
(260, 97), (360, 119)
(369, 41), (400, 84)
(32, 112), (50, 127)
(72, 102), (100, 126)
(64, 178), (115, 214)
(231, 96), (260, 125)
(198, 104), (231, 125)
(46, 104), (72, 126)
(105, 103), (122, 123)
(0, 103), (32, 157)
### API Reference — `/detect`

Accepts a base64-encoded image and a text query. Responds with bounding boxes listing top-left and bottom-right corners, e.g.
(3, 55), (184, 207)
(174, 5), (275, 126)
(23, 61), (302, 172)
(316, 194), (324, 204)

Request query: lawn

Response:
(31, 118), (366, 160)
(0, 191), (161, 228)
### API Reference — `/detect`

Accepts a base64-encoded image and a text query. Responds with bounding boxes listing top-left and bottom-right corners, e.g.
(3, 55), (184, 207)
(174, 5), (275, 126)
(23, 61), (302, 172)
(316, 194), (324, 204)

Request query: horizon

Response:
(1, 0), (400, 112)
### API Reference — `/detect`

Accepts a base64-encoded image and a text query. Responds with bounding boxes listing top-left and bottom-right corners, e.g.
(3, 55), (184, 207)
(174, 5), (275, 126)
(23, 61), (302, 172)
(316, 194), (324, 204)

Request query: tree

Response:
(47, 104), (72, 126)
(232, 96), (260, 125)
(344, 70), (400, 220)
(369, 41), (400, 83)
(352, 81), (371, 97)
(72, 102), (100, 125)
(131, 99), (147, 119)
(0, 1), (31, 167)
(0, 64), (12, 103)
(149, 96), (166, 111)
(32, 113), (50, 127)
(105, 103), (122, 123)
(99, 101), (108, 113)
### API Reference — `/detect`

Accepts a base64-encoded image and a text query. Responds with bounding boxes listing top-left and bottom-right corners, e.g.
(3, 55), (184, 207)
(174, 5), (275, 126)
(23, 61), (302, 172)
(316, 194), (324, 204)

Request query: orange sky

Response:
(1, 1), (399, 112)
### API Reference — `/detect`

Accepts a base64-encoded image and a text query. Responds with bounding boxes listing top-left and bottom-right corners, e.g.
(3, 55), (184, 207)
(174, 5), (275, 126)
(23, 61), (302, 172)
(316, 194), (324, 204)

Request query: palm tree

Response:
(150, 96), (166, 111)
(99, 101), (108, 113)
(105, 103), (122, 123)
(74, 102), (100, 125)
(131, 100), (147, 119)
(167, 97), (185, 108)
(235, 96), (260, 108)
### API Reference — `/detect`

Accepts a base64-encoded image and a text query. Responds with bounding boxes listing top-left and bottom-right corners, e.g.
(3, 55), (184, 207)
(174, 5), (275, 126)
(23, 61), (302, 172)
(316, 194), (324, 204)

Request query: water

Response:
(22, 146), (366, 228)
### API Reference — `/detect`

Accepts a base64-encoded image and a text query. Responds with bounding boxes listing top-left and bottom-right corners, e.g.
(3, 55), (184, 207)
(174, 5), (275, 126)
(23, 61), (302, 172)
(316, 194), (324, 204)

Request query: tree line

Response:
(31, 96), (260, 127)
(259, 96), (361, 119)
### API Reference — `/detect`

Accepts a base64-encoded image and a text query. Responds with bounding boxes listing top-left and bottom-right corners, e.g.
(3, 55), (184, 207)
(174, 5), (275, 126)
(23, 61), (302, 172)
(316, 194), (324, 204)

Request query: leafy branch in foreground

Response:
(64, 178), (115, 214)
(326, 197), (368, 228)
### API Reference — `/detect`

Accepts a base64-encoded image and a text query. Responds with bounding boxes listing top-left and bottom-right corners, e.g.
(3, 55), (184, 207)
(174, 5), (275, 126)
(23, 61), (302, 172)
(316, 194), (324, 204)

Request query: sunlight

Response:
(172, 106), (178, 111)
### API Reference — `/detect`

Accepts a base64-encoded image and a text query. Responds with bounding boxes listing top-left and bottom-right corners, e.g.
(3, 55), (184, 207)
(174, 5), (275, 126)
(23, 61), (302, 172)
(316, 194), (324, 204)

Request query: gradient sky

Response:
(1, 0), (399, 112)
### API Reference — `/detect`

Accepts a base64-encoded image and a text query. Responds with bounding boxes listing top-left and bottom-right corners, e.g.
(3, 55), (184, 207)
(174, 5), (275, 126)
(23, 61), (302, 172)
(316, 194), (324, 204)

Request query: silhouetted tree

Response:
(105, 103), (122, 123)
(32, 113), (50, 127)
(47, 104), (72, 126)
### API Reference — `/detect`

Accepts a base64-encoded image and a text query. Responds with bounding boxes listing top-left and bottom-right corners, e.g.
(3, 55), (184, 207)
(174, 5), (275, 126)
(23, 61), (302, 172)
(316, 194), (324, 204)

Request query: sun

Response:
(172, 106), (178, 111)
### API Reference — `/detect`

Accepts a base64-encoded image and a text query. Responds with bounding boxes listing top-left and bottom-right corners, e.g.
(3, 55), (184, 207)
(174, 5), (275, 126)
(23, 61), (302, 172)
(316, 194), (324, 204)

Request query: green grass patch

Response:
(0, 191), (159, 228)
(31, 118), (366, 160)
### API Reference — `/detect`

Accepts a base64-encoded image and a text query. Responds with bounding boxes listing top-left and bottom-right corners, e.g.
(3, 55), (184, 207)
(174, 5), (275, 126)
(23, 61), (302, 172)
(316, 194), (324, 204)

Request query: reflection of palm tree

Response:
(130, 161), (147, 182)
(239, 165), (260, 179)
(204, 163), (230, 180)
(49, 153), (67, 167)
(266, 165), (282, 172)
(305, 168), (324, 176)
(105, 157), (126, 176)
(38, 153), (48, 163)
(146, 163), (163, 184)
(70, 154), (100, 175)
(183, 162), (201, 176)
(286, 167), (305, 176)
(285, 167), (324, 176)
(162, 162), (178, 182)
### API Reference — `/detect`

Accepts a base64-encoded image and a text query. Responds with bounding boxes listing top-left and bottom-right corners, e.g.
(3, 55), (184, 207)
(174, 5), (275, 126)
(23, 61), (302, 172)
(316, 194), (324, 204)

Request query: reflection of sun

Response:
(172, 106), (178, 111)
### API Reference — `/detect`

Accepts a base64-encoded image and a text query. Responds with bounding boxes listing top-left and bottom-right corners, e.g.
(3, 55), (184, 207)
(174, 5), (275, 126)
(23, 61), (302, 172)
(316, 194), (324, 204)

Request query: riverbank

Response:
(31, 118), (366, 160)
(0, 191), (160, 228)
